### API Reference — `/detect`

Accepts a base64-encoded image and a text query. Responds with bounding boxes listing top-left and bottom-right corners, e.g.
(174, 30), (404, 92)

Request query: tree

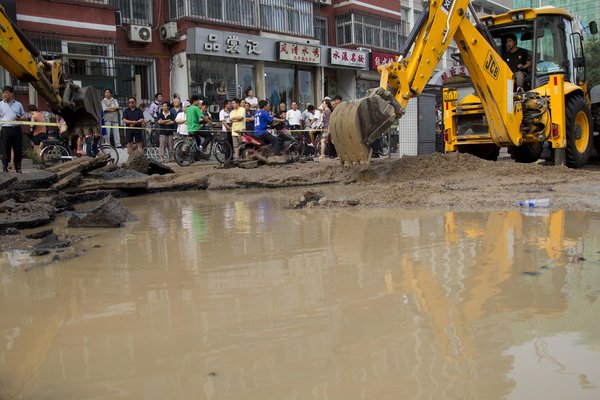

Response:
(584, 38), (600, 89)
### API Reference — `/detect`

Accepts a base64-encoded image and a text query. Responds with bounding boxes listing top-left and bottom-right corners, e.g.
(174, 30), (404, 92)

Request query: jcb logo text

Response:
(484, 50), (499, 80)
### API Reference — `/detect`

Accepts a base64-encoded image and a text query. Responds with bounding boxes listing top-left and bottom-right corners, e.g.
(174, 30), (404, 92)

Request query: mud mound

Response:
(353, 153), (581, 185)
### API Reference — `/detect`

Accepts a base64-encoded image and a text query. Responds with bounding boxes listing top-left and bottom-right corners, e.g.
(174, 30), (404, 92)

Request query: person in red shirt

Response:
(29, 104), (47, 162)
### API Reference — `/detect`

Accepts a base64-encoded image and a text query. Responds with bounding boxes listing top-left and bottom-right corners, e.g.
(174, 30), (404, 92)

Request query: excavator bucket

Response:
(57, 83), (102, 137)
(329, 88), (399, 165)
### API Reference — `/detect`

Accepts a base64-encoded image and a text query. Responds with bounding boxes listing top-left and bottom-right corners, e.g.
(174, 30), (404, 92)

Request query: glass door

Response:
(236, 64), (255, 99)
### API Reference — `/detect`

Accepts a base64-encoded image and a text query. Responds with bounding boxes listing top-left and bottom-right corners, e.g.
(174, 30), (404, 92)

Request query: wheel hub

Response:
(575, 125), (582, 140)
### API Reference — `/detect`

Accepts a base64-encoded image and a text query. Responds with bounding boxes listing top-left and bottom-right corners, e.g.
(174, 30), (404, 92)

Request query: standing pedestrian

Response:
(122, 97), (145, 155)
(244, 89), (259, 111)
(219, 99), (233, 154)
(149, 93), (163, 121)
(157, 101), (176, 162)
(244, 101), (255, 132)
(0, 86), (25, 173)
(29, 104), (47, 162)
(175, 101), (188, 137)
(301, 102), (312, 129)
(286, 101), (302, 132)
(319, 99), (334, 159)
(101, 89), (121, 147)
(229, 98), (245, 159)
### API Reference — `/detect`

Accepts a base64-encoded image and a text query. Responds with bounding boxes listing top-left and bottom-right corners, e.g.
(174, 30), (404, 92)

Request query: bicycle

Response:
(173, 131), (232, 166)
(40, 137), (119, 168)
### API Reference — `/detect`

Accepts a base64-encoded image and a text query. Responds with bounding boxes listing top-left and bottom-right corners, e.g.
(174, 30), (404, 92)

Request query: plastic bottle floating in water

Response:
(519, 198), (551, 208)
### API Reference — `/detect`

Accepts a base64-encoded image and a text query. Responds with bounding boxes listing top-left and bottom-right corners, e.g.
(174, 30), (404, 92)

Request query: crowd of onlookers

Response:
(0, 85), (347, 173)
(111, 89), (344, 161)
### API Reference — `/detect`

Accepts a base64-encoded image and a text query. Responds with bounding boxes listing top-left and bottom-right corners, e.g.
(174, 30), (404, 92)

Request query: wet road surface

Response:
(1, 191), (600, 399)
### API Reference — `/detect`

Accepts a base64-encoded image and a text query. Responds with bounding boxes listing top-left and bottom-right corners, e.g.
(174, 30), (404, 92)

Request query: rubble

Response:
(67, 196), (136, 228)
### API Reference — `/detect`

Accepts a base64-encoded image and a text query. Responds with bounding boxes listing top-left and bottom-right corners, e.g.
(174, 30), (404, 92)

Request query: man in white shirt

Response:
(219, 100), (233, 154)
(219, 100), (232, 132)
(285, 101), (302, 132)
(101, 89), (121, 147)
(0, 86), (26, 173)
(244, 89), (258, 111)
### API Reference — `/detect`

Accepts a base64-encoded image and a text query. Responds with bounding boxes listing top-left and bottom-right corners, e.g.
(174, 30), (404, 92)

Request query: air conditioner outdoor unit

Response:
(316, 0), (331, 5)
(128, 25), (152, 43)
(160, 22), (179, 42)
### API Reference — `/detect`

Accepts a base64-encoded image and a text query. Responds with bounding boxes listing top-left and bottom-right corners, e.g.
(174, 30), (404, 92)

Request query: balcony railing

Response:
(169, 0), (314, 37)
(169, 0), (257, 28)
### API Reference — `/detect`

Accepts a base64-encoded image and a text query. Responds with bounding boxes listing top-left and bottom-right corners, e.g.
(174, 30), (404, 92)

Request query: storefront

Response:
(356, 51), (396, 98)
(185, 28), (321, 114)
(323, 47), (369, 101)
(266, 42), (321, 108)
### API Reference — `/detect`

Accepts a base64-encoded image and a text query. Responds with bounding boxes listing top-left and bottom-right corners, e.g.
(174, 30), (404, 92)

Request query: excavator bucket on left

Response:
(0, 2), (101, 136)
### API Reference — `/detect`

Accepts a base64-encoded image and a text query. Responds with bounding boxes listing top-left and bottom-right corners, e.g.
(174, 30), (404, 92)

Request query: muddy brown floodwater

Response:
(1, 190), (600, 399)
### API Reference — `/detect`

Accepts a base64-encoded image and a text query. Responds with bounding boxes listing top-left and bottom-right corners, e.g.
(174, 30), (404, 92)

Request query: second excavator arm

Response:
(330, 0), (527, 164)
(0, 4), (101, 135)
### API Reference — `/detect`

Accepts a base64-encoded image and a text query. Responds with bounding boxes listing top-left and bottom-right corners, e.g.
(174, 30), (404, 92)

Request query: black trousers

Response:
(1, 126), (22, 168)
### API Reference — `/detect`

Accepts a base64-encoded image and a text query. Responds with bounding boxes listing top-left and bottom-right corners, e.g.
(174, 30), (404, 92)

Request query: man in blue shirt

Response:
(0, 86), (26, 173)
(254, 100), (285, 155)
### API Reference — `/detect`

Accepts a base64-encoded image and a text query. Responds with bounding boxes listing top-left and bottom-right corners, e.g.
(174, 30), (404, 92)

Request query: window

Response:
(336, 14), (402, 52)
(168, 0), (256, 28)
(65, 42), (113, 77)
(336, 14), (353, 45)
(111, 0), (153, 25)
(115, 58), (156, 103)
(314, 16), (327, 44)
(259, 0), (313, 37)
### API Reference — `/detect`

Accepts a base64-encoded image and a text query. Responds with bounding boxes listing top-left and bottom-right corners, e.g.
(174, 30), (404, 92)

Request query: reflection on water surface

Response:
(1, 191), (600, 399)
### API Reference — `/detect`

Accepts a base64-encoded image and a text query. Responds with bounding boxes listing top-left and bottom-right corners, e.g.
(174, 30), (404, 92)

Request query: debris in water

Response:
(522, 271), (541, 276)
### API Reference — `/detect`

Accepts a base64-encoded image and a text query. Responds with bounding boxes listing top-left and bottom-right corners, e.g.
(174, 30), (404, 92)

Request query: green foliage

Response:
(585, 38), (600, 89)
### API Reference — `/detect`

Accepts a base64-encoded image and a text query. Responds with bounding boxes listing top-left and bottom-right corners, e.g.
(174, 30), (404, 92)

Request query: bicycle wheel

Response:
(99, 144), (119, 165)
(213, 140), (232, 164)
(40, 145), (70, 168)
(379, 133), (390, 156)
(315, 135), (322, 157)
(143, 147), (154, 159)
(174, 140), (195, 166)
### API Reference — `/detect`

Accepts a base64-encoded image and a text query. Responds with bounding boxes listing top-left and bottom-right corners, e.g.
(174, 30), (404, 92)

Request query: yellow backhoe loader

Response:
(0, 2), (101, 136)
(329, 1), (599, 168)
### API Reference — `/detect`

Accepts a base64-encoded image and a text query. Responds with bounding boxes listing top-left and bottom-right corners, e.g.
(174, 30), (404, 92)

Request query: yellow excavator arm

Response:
(0, 4), (101, 135)
(330, 0), (541, 164)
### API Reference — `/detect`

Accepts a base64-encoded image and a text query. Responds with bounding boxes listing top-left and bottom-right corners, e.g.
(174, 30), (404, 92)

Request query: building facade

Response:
(7, 0), (514, 114)
(513, 0), (599, 32)
(7, 0), (403, 114)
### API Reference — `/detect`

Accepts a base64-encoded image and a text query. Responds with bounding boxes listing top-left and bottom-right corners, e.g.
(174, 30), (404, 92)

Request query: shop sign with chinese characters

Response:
(277, 42), (321, 64)
(329, 48), (368, 68)
(188, 28), (278, 61)
(370, 52), (397, 70)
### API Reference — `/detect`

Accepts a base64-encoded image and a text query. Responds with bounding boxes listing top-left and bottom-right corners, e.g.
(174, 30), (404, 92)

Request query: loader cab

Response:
(487, 10), (581, 90)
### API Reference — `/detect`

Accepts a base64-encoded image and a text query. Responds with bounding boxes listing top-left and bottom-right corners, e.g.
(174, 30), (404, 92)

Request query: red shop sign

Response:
(370, 52), (396, 70)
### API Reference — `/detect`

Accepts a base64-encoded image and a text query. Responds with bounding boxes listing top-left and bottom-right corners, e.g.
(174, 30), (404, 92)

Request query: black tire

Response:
(99, 144), (119, 165)
(459, 144), (500, 161)
(379, 133), (390, 156)
(174, 140), (194, 166)
(238, 145), (255, 160)
(40, 145), (70, 168)
(213, 140), (232, 164)
(565, 94), (592, 168)
(512, 142), (543, 163)
(288, 142), (301, 159)
(591, 104), (600, 155)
